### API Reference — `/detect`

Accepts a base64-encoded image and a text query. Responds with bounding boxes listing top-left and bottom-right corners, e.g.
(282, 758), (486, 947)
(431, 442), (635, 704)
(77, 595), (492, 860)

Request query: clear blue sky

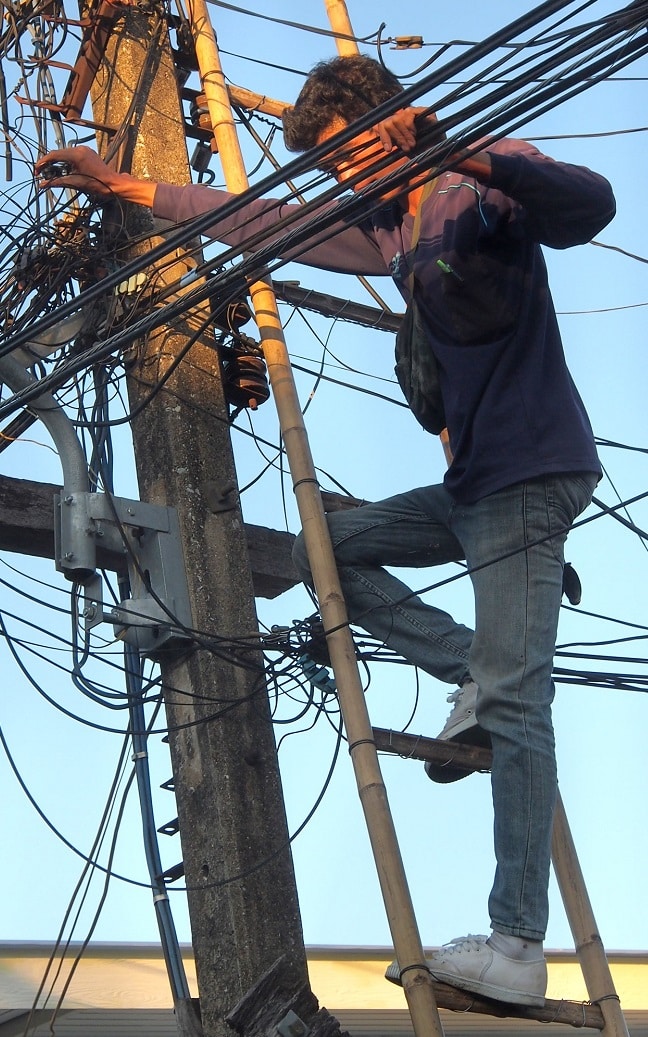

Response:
(0, 0), (646, 962)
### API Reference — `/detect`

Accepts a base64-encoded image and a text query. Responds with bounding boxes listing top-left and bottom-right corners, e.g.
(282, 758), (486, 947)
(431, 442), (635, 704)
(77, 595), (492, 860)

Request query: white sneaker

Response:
(424, 680), (490, 783)
(429, 934), (546, 1007)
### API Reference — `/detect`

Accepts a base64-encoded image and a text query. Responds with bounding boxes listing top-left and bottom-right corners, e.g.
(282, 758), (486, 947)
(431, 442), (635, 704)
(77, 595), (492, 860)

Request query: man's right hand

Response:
(35, 146), (157, 206)
(35, 146), (119, 198)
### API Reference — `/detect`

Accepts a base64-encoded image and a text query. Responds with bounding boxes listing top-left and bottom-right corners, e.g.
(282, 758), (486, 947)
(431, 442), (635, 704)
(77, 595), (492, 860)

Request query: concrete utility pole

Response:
(85, 8), (312, 1036)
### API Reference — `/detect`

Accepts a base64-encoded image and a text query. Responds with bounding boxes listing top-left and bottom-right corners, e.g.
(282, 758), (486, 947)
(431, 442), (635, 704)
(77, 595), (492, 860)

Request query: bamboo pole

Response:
(551, 790), (630, 1037)
(321, 6), (446, 1032)
(324, 0), (359, 56)
(228, 83), (289, 120)
(186, 2), (442, 1035)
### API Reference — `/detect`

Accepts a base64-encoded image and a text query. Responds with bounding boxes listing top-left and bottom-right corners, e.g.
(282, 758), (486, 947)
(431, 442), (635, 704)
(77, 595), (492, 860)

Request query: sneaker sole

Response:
(385, 960), (404, 985)
(429, 966), (546, 1007)
(424, 726), (491, 784)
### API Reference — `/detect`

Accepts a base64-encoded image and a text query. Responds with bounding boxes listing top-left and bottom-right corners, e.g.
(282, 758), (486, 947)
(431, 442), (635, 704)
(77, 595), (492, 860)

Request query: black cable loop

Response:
(347, 738), (377, 753)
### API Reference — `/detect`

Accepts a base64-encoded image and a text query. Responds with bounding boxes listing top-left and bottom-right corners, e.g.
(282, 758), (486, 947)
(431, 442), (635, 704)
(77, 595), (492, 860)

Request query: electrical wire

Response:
(1, 0), (647, 965)
(6, 0), (648, 384)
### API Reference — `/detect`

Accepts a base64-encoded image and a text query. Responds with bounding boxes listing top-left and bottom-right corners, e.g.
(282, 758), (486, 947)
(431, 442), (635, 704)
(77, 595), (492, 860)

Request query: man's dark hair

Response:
(282, 55), (403, 152)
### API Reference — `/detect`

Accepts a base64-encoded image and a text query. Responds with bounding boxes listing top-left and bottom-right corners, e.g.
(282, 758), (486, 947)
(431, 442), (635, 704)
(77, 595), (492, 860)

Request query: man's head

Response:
(282, 55), (403, 152)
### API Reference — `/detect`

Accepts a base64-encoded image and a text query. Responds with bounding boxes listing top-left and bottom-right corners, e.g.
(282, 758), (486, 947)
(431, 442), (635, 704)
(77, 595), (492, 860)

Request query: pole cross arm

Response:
(0, 474), (299, 599)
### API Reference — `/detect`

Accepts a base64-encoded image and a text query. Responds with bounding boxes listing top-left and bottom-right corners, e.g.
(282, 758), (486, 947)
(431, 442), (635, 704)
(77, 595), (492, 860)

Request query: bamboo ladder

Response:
(187, 0), (630, 1034)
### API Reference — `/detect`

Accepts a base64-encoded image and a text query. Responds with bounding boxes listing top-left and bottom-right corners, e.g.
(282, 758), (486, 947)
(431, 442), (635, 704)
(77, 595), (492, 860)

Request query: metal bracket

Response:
(275, 1011), (310, 1037)
(54, 491), (193, 657)
(82, 572), (104, 630)
(391, 35), (423, 49)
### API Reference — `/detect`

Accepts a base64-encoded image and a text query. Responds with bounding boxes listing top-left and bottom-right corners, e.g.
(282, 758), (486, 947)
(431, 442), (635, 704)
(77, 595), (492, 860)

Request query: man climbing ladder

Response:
(284, 55), (613, 1007)
(37, 53), (615, 1009)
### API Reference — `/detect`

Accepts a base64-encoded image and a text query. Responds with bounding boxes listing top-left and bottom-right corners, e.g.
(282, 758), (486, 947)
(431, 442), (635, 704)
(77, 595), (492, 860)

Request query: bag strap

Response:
(406, 176), (438, 294)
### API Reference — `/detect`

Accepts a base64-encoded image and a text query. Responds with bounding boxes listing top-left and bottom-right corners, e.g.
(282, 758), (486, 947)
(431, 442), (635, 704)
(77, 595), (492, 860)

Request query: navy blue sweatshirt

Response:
(153, 137), (615, 503)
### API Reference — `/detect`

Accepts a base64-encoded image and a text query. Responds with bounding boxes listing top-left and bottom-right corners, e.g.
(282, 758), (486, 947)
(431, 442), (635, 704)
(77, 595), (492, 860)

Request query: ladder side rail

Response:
(551, 790), (630, 1037)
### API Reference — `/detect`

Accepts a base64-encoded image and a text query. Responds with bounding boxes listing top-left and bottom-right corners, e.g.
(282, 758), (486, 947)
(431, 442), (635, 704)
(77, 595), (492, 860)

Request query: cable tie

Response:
(347, 738), (376, 754)
(132, 750), (148, 760)
(404, 733), (421, 760)
(399, 962), (432, 978)
(292, 477), (320, 492)
(542, 997), (565, 1024)
(153, 893), (169, 903)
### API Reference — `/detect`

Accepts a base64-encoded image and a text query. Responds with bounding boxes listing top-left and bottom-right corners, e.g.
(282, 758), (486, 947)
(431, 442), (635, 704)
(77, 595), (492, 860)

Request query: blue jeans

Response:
(293, 472), (597, 939)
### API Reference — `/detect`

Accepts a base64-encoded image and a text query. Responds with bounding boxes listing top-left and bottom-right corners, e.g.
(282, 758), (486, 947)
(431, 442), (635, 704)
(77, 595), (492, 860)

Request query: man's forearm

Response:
(452, 152), (493, 184)
(104, 172), (158, 207)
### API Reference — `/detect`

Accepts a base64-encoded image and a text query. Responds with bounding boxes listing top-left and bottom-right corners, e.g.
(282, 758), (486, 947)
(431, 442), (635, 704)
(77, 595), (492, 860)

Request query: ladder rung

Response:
(159, 862), (185, 883)
(158, 817), (180, 836)
(373, 727), (492, 774)
(430, 980), (604, 1028)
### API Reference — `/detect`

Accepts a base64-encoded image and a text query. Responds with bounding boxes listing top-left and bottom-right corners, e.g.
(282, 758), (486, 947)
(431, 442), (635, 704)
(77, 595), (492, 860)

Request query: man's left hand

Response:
(373, 106), (439, 153)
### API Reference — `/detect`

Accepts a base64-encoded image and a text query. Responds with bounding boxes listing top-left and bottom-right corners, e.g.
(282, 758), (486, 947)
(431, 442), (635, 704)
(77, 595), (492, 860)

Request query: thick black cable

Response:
(121, 587), (190, 1002)
(4, 9), (648, 414)
(0, 0), (609, 361)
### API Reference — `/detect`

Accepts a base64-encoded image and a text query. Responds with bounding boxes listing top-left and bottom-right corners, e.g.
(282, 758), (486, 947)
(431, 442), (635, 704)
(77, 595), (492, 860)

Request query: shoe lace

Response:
(443, 934), (488, 954)
(446, 688), (463, 705)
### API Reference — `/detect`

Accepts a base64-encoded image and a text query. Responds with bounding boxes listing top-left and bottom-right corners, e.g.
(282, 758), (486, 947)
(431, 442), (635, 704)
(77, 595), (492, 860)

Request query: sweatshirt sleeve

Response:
(484, 139), (616, 248)
(152, 182), (389, 276)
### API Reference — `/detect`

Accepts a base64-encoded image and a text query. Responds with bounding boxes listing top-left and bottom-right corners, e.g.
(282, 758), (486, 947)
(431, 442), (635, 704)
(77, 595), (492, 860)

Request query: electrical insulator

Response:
(221, 351), (270, 412)
(298, 654), (337, 696)
(189, 92), (212, 133)
(188, 92), (219, 153)
(215, 299), (252, 333)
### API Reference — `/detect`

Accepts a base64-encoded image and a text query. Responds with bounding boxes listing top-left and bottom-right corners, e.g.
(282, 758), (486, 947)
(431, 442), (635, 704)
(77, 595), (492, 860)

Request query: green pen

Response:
(437, 258), (464, 281)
